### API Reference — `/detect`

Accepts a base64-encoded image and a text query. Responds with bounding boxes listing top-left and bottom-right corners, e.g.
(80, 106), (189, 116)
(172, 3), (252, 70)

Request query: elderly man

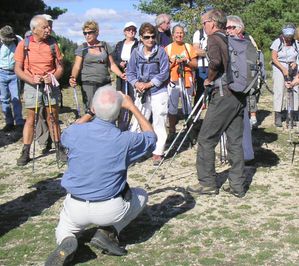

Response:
(187, 9), (246, 198)
(0, 25), (24, 132)
(45, 85), (156, 265)
(155, 13), (172, 47)
(14, 15), (66, 166)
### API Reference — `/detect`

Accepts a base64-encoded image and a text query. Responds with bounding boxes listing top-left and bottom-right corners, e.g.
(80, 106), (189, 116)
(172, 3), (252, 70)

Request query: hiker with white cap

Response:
(112, 21), (139, 130)
(270, 23), (299, 127)
(0, 25), (24, 132)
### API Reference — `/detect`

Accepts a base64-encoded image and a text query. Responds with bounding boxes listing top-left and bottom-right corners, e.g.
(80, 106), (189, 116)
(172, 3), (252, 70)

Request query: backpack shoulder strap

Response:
(24, 35), (31, 59)
(47, 36), (57, 58)
(277, 35), (284, 52)
(184, 43), (192, 60)
(166, 43), (173, 56)
(199, 28), (204, 42)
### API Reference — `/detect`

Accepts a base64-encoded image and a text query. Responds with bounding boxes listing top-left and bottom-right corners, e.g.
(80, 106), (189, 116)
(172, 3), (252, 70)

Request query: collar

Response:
(92, 117), (117, 127)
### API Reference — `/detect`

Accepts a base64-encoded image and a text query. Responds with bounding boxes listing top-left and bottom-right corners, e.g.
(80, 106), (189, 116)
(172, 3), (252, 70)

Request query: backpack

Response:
(215, 32), (259, 95)
(277, 35), (298, 53)
(24, 32), (57, 59)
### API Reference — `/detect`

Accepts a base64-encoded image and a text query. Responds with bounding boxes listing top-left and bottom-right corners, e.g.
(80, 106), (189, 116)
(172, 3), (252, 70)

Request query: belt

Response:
(70, 194), (108, 202)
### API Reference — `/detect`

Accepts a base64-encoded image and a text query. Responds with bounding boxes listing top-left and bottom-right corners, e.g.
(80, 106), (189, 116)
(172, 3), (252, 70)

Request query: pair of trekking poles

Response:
(32, 83), (62, 172)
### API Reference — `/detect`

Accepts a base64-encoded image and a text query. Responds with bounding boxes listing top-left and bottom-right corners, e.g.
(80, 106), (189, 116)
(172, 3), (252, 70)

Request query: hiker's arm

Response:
(53, 59), (64, 81)
(109, 55), (126, 80)
(14, 61), (41, 86)
(290, 74), (299, 87)
(271, 50), (288, 77)
(69, 56), (83, 87)
(193, 43), (206, 57)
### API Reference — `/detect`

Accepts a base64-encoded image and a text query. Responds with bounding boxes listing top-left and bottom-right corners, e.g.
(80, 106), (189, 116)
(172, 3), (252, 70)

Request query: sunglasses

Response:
(226, 25), (237, 30)
(83, 30), (96, 36)
(125, 27), (136, 32)
(142, 35), (156, 40)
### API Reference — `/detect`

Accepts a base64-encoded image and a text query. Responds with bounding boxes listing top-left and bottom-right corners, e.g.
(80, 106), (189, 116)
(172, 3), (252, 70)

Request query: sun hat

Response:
(0, 25), (17, 42)
(123, 22), (137, 30)
(282, 23), (296, 37)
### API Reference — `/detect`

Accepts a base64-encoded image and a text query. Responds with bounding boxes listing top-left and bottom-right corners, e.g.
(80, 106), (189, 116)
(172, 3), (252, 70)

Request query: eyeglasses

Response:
(142, 35), (156, 40)
(202, 20), (212, 26)
(226, 25), (238, 30)
(83, 30), (96, 36)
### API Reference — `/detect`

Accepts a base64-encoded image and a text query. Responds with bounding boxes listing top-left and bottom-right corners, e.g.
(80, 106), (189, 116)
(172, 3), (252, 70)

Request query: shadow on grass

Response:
(0, 129), (22, 148)
(0, 174), (65, 237)
(120, 186), (196, 245)
(256, 110), (271, 127)
(70, 187), (196, 264)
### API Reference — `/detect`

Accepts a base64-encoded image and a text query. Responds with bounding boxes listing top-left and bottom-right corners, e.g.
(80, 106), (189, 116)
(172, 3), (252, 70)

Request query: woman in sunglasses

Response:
(112, 22), (139, 130)
(69, 20), (125, 112)
(126, 22), (169, 166)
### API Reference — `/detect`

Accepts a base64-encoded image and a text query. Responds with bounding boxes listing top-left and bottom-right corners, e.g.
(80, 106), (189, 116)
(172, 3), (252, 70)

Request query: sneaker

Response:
(90, 227), (127, 256)
(45, 236), (78, 266)
(16, 145), (31, 166)
(222, 186), (245, 198)
(187, 183), (219, 195)
(152, 154), (162, 166)
(2, 124), (14, 132)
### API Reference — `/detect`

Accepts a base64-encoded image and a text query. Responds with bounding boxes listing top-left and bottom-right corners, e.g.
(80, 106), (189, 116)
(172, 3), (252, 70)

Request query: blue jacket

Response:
(126, 43), (169, 94)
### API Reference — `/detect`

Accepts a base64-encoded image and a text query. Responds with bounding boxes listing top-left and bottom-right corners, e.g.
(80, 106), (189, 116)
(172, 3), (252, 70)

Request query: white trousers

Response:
(168, 81), (193, 115)
(55, 188), (148, 244)
(130, 91), (168, 156)
(272, 65), (298, 112)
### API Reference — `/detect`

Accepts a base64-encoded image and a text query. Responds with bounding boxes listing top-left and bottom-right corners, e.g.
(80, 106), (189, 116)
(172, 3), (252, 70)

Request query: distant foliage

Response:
(137, 0), (299, 50)
(0, 0), (66, 36)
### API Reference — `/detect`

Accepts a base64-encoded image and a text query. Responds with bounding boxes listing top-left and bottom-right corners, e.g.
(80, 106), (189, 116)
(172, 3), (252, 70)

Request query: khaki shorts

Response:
(24, 83), (60, 109)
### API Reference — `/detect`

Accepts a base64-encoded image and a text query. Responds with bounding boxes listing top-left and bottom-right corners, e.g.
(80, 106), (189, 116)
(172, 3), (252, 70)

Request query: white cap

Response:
(41, 14), (53, 22)
(123, 21), (137, 30)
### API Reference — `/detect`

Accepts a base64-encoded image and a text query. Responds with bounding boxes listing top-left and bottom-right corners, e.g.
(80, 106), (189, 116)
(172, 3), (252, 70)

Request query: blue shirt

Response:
(61, 118), (156, 201)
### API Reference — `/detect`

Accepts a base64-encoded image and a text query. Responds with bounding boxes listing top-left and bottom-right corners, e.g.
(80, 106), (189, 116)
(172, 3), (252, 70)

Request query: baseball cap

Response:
(124, 22), (137, 30)
(41, 14), (53, 22)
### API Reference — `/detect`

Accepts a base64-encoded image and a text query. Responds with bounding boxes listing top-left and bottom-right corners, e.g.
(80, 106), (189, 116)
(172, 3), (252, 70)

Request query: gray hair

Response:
(227, 15), (245, 32)
(30, 15), (47, 31)
(172, 24), (185, 34)
(155, 13), (171, 26)
(92, 85), (123, 122)
(207, 9), (227, 30)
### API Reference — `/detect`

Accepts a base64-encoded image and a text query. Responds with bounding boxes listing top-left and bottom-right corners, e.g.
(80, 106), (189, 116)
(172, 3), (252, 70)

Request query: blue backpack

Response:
(215, 32), (259, 95)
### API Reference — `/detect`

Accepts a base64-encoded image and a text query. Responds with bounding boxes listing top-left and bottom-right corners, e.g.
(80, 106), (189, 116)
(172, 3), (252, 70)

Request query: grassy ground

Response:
(0, 84), (298, 266)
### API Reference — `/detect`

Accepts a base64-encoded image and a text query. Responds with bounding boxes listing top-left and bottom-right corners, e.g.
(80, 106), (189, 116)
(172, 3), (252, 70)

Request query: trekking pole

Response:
(145, 94), (205, 189)
(123, 81), (130, 127)
(32, 84), (39, 172)
(178, 62), (189, 120)
(130, 92), (145, 132)
(45, 84), (60, 168)
(73, 86), (80, 119)
(220, 133), (228, 164)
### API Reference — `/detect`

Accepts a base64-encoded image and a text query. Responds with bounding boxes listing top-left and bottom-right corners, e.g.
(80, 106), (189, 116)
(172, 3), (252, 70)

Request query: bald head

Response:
(92, 85), (123, 122)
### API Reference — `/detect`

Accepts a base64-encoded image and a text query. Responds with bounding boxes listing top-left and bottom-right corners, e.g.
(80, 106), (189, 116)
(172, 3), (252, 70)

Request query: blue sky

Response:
(43, 0), (155, 44)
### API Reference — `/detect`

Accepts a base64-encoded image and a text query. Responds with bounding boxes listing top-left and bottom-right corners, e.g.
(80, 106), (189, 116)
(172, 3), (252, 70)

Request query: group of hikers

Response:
(0, 6), (299, 265)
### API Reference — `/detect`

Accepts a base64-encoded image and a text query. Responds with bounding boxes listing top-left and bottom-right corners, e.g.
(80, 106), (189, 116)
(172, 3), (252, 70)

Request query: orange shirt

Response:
(165, 42), (197, 88)
(14, 36), (62, 76)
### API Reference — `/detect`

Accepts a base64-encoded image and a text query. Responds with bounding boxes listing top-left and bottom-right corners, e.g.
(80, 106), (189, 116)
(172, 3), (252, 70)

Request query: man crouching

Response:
(45, 85), (156, 265)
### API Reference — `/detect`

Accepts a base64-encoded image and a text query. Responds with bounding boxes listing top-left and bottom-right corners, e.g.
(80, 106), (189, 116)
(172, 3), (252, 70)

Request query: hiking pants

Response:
(55, 187), (147, 244)
(272, 64), (299, 112)
(196, 88), (246, 193)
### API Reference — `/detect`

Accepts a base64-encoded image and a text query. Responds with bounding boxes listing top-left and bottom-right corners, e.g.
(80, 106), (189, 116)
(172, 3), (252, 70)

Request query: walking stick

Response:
(178, 62), (189, 120)
(220, 132), (228, 164)
(145, 94), (205, 189)
(32, 84), (39, 172)
(123, 81), (130, 127)
(45, 84), (60, 168)
(73, 86), (80, 119)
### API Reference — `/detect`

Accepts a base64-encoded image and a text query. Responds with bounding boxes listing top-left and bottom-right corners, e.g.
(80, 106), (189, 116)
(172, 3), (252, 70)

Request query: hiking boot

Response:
(16, 145), (31, 166)
(41, 140), (52, 155)
(55, 142), (68, 162)
(2, 124), (14, 132)
(187, 183), (219, 195)
(90, 227), (127, 256)
(45, 236), (78, 266)
(222, 185), (245, 198)
(274, 112), (282, 127)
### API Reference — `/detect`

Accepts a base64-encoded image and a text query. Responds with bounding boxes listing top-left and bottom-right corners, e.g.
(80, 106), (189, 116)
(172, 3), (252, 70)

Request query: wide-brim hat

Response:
(0, 25), (17, 42)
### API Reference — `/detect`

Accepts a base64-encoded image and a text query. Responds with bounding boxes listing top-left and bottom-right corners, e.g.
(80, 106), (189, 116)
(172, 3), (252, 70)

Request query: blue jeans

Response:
(0, 69), (23, 125)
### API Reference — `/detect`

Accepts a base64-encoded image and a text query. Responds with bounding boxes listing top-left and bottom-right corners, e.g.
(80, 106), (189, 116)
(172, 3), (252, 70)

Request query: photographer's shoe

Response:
(187, 183), (219, 195)
(222, 186), (245, 198)
(91, 227), (127, 256)
(45, 236), (78, 266)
